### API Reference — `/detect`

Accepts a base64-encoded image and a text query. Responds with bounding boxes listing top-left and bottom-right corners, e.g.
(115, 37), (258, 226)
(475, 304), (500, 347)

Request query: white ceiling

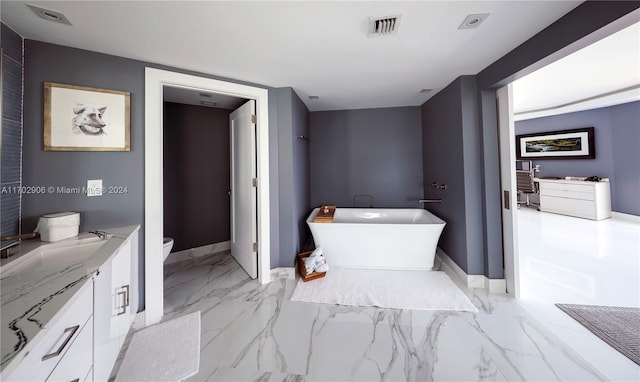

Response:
(1, 1), (587, 112)
(163, 86), (246, 110)
(513, 21), (640, 121)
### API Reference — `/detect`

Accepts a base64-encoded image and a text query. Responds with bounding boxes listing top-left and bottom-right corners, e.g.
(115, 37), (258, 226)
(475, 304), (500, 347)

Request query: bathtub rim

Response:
(307, 207), (446, 226)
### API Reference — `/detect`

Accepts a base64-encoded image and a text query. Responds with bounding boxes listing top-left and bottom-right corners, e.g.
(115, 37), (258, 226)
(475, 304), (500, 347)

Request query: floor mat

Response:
(556, 304), (640, 366)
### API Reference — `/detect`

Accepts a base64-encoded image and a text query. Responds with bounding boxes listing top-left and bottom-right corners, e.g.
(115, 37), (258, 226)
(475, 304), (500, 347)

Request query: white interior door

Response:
(230, 100), (258, 278)
(497, 84), (520, 297)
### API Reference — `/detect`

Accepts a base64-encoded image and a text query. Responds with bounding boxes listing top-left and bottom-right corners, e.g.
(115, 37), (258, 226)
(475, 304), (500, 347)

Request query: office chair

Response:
(516, 160), (538, 209)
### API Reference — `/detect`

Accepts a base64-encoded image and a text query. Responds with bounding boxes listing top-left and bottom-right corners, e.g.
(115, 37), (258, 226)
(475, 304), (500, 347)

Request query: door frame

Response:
(144, 67), (270, 326)
(496, 84), (520, 298)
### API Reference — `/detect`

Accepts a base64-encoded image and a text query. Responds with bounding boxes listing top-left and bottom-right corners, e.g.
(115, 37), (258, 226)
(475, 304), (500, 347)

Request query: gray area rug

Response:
(556, 304), (640, 366)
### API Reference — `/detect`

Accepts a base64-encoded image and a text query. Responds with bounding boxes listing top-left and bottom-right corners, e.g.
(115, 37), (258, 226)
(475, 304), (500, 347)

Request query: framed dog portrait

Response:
(44, 82), (131, 151)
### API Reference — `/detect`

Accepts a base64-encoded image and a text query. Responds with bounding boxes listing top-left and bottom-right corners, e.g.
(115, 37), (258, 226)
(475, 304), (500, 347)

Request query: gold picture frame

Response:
(44, 82), (131, 151)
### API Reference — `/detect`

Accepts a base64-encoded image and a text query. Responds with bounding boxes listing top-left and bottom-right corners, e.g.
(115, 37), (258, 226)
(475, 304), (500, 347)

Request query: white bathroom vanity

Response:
(0, 225), (139, 382)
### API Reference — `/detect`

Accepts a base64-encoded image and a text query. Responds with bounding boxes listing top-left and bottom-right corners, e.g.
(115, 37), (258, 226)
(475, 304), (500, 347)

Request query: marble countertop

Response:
(0, 225), (139, 373)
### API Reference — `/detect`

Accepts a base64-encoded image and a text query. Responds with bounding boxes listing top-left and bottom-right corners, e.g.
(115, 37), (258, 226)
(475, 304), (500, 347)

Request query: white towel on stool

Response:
(304, 254), (327, 274)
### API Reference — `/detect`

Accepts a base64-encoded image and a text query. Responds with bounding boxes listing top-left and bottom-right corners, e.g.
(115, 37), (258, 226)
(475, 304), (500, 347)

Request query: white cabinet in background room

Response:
(537, 178), (611, 220)
(93, 235), (138, 382)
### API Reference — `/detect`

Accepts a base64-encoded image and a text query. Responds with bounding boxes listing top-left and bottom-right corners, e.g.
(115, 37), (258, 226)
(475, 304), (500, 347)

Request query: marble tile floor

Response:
(516, 208), (640, 381)
(146, 251), (611, 382)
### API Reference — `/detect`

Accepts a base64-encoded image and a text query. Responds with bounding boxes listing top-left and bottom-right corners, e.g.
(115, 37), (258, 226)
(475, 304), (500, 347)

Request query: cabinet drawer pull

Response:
(41, 325), (80, 361)
(117, 284), (130, 316)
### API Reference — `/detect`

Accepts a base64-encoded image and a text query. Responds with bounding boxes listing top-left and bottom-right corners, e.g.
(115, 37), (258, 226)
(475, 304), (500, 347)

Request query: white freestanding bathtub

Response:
(307, 208), (446, 270)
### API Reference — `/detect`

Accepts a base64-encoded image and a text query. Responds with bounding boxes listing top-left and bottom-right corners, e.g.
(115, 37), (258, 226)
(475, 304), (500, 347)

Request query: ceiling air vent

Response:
(27, 4), (72, 25)
(458, 13), (490, 30)
(369, 14), (402, 36)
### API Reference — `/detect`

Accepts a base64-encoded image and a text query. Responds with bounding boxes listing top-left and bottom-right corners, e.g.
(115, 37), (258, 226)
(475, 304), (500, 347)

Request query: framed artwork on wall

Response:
(515, 127), (595, 160)
(44, 82), (131, 151)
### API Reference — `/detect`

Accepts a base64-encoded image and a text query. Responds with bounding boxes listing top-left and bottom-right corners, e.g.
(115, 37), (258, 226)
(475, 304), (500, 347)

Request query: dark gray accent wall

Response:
(478, 90), (504, 278)
(611, 102), (640, 216)
(274, 87), (310, 267)
(421, 77), (487, 275)
(516, 101), (640, 216)
(163, 102), (231, 251)
(268, 91), (281, 269)
(1, 23), (23, 238)
(22, 41), (145, 233)
(21, 39), (290, 310)
(310, 107), (423, 208)
(292, 91), (310, 252)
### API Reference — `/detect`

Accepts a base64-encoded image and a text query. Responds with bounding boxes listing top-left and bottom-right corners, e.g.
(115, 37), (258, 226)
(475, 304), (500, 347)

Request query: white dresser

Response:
(536, 178), (611, 220)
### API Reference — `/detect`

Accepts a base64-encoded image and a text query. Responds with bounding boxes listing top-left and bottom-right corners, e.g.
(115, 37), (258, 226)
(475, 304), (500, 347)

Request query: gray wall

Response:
(611, 102), (640, 216)
(421, 77), (487, 275)
(1, 23), (23, 238)
(274, 88), (310, 267)
(21, 40), (294, 309)
(292, 91), (311, 251)
(516, 101), (640, 216)
(22, 40), (145, 233)
(163, 102), (231, 252)
(310, 107), (423, 208)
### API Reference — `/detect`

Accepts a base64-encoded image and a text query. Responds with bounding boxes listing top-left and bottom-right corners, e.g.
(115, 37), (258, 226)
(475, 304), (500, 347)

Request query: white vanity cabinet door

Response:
(45, 316), (93, 382)
(6, 282), (93, 382)
(93, 239), (135, 382)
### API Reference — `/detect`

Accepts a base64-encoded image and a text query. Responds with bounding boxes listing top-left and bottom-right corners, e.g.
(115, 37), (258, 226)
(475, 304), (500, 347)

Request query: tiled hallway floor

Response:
(159, 252), (608, 381)
(517, 208), (640, 381)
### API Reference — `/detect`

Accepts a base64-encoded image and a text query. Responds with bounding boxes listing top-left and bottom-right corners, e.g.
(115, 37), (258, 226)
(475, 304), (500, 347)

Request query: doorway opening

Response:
(144, 68), (270, 326)
(161, 87), (247, 265)
(497, 17), (640, 300)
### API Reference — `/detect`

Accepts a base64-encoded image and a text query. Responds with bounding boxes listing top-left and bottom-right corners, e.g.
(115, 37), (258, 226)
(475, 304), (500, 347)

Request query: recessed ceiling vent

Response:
(27, 4), (72, 25)
(458, 13), (490, 30)
(369, 14), (402, 36)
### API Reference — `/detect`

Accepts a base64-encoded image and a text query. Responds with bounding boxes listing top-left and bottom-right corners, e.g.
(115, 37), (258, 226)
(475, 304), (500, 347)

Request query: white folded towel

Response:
(303, 254), (328, 274)
(303, 257), (317, 274)
(315, 263), (329, 273)
(310, 247), (323, 257)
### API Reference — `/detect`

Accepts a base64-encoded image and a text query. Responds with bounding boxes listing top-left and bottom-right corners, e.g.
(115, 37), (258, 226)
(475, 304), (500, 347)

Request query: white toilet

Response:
(163, 237), (174, 262)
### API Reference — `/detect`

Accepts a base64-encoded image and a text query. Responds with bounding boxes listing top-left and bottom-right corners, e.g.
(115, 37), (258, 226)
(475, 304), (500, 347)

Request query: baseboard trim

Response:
(271, 267), (296, 281)
(165, 241), (231, 265)
(436, 248), (506, 293)
(611, 212), (640, 223)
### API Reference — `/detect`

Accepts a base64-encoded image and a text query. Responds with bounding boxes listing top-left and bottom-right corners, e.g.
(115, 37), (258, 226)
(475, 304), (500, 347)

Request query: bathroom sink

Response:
(0, 238), (107, 277)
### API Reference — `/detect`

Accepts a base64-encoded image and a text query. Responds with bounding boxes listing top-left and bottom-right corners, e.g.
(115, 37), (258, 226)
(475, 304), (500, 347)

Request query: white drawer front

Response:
(6, 282), (93, 382)
(541, 195), (596, 219)
(46, 317), (93, 382)
(541, 188), (595, 201)
(540, 181), (593, 193)
(539, 182), (593, 194)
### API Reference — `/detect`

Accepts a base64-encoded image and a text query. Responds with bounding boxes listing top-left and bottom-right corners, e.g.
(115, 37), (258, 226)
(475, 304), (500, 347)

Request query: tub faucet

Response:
(353, 194), (374, 208)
